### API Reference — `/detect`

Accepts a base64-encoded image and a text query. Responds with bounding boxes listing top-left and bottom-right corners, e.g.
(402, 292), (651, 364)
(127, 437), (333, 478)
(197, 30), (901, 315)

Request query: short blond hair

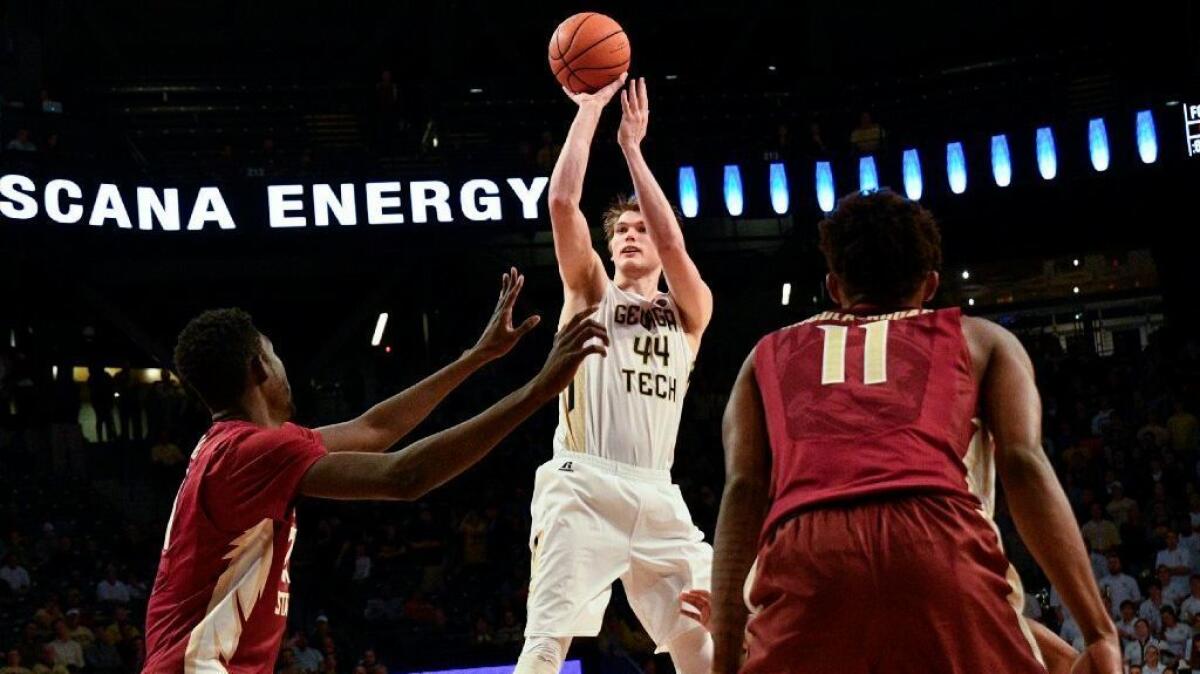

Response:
(602, 194), (640, 242)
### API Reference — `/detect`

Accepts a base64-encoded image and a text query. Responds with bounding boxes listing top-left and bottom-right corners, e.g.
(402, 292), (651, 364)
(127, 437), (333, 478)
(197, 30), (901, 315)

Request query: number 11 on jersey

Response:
(819, 320), (890, 385)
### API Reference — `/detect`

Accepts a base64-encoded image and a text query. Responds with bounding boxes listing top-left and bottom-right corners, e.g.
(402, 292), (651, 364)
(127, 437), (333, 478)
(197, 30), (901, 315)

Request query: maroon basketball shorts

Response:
(742, 494), (1046, 674)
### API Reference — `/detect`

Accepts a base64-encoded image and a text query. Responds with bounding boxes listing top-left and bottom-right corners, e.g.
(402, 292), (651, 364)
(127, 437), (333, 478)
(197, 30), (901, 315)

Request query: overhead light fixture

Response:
(372, 312), (389, 346)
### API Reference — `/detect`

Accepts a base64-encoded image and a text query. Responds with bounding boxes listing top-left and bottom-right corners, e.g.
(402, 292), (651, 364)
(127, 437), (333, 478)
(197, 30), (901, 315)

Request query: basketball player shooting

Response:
(513, 76), (715, 674)
(142, 270), (608, 672)
(708, 191), (1121, 674)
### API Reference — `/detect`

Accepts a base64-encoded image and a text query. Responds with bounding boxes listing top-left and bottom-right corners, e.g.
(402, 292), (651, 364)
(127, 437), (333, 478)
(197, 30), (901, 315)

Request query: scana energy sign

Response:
(0, 175), (550, 231)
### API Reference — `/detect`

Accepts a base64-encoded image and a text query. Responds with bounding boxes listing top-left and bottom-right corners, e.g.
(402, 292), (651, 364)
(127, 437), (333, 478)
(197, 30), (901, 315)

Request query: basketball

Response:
(548, 12), (631, 94)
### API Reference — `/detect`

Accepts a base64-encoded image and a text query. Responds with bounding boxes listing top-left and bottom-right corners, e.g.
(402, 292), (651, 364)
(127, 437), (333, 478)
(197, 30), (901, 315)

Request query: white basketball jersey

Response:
(554, 281), (694, 471)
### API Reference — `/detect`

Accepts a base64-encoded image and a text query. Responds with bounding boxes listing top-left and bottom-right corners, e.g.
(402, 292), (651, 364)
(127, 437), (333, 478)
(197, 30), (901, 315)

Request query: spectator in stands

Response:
(16, 623), (41, 668)
(0, 649), (31, 674)
(1162, 606), (1192, 663)
(493, 608), (521, 645)
(1108, 481), (1138, 526)
(352, 543), (371, 582)
(82, 627), (120, 674)
(848, 111), (885, 154)
(1180, 576), (1200, 622)
(311, 615), (332, 646)
(87, 368), (116, 443)
(33, 598), (63, 634)
(144, 371), (179, 440)
(1183, 614), (1200, 669)
(1160, 532), (1193, 602)
(95, 565), (130, 605)
(1143, 581), (1174, 633)
(31, 645), (66, 674)
(45, 620), (83, 670)
(1169, 401), (1199, 453)
(1144, 644), (1167, 674)
(806, 121), (831, 157)
(103, 606), (139, 645)
(459, 510), (489, 567)
(113, 366), (142, 442)
(358, 649), (386, 674)
(277, 647), (302, 674)
(1101, 553), (1142, 617)
(5, 129), (36, 152)
(409, 507), (446, 592)
(289, 632), (321, 673)
(1130, 666), (1142, 674)
(1127, 619), (1166, 666)
(1082, 502), (1122, 553)
(1140, 413), (1171, 449)
(1119, 601), (1140, 642)
(472, 616), (494, 646)
(1086, 537), (1109, 580)
(0, 554), (31, 594)
(62, 610), (92, 649)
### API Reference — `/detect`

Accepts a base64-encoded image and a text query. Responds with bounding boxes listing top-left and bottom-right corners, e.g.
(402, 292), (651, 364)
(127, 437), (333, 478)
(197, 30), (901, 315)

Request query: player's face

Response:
(609, 212), (661, 277)
(258, 335), (295, 421)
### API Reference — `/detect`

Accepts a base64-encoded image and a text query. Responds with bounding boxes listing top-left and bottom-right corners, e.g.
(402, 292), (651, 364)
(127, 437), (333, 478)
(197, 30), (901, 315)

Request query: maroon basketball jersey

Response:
(754, 307), (979, 537)
(143, 420), (327, 673)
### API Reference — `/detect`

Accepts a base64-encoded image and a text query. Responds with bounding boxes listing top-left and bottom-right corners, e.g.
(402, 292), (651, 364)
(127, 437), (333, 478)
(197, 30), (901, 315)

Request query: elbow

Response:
(384, 459), (425, 502)
(548, 194), (579, 213)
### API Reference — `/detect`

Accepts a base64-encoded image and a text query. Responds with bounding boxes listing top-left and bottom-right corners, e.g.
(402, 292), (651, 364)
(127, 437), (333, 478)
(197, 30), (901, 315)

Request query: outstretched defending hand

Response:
(618, 76), (648, 149)
(563, 71), (628, 109)
(531, 306), (608, 399)
(470, 267), (541, 362)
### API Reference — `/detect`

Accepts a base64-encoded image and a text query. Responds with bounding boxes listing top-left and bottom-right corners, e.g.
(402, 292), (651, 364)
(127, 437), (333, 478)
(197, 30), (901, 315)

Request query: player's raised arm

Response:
(317, 269), (541, 454)
(971, 317), (1122, 673)
(549, 73), (627, 309)
(710, 350), (771, 674)
(617, 77), (713, 338)
(299, 307), (608, 502)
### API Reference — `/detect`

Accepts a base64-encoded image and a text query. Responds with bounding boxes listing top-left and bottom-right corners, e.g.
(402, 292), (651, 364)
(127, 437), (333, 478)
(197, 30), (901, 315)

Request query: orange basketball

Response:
(548, 13), (630, 94)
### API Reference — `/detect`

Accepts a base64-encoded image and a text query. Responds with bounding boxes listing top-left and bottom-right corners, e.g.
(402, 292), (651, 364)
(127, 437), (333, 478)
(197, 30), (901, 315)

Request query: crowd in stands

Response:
(2, 309), (1198, 673)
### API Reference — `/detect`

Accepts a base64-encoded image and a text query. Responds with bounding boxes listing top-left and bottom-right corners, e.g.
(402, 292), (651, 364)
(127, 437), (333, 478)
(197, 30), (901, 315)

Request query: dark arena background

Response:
(2, 2), (1200, 673)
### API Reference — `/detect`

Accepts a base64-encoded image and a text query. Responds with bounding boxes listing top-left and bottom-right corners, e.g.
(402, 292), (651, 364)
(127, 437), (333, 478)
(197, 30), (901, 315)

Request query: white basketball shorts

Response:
(524, 452), (713, 652)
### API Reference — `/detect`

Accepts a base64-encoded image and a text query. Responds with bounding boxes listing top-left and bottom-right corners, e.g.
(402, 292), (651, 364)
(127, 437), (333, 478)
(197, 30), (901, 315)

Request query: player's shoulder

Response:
(240, 422), (320, 448)
(960, 314), (1022, 350)
(209, 420), (320, 457)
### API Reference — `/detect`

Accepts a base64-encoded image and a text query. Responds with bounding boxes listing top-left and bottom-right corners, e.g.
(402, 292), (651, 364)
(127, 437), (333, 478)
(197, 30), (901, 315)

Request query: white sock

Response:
(513, 636), (572, 674)
(664, 627), (714, 674)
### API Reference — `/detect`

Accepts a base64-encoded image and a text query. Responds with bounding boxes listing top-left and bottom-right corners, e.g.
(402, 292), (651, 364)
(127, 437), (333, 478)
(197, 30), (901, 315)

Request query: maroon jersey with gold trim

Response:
(754, 307), (979, 537)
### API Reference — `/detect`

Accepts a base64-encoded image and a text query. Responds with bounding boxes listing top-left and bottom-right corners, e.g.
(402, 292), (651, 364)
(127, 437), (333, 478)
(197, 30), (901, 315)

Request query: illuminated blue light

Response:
(858, 156), (879, 193)
(678, 166), (699, 217)
(991, 135), (1011, 187)
(768, 162), (789, 214)
(1088, 118), (1110, 172)
(902, 149), (922, 200)
(723, 165), (744, 216)
(946, 142), (967, 194)
(815, 161), (835, 213)
(1136, 110), (1158, 164)
(1036, 127), (1057, 180)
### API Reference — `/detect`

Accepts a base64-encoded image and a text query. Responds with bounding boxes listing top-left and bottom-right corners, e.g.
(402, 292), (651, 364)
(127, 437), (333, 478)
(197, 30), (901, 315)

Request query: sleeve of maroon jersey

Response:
(206, 423), (328, 529)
